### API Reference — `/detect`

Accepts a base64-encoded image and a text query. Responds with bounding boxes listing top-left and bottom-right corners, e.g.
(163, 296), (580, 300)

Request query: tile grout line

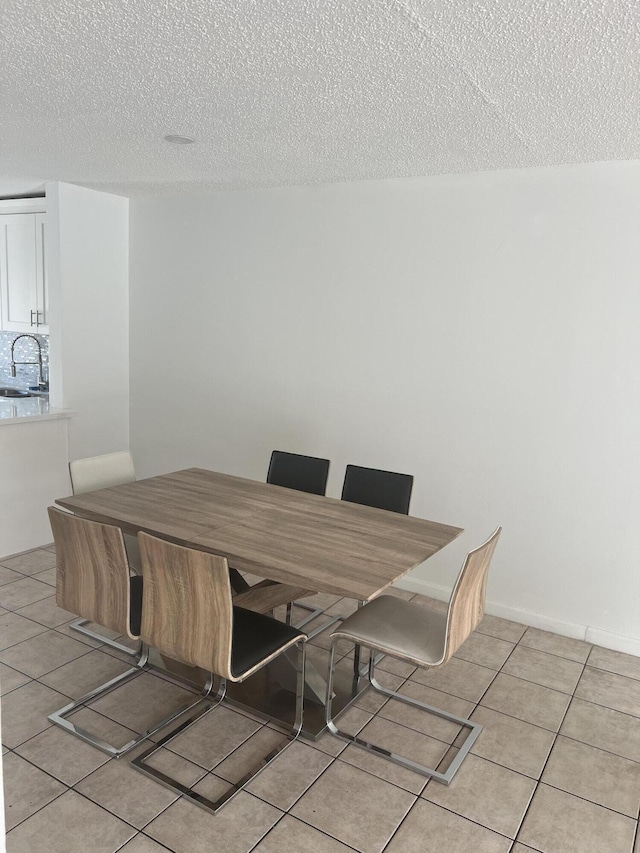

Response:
(511, 652), (591, 847)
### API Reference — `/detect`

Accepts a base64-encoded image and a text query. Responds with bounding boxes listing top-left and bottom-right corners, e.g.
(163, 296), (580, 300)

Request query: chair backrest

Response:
(341, 465), (413, 514)
(69, 451), (136, 495)
(267, 450), (330, 496)
(442, 527), (502, 663)
(48, 506), (137, 639)
(138, 533), (235, 679)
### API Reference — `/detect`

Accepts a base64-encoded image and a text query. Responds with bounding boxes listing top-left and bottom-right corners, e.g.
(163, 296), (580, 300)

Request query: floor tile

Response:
(518, 783), (636, 853)
(469, 706), (555, 778)
(117, 836), (172, 853)
(39, 648), (133, 699)
(65, 706), (140, 751)
(243, 738), (333, 809)
(0, 566), (25, 587)
(5, 789), (136, 853)
(518, 626), (592, 663)
(3, 751), (66, 831)
(411, 595), (448, 614)
(214, 724), (287, 784)
(165, 704), (262, 770)
(0, 629), (91, 678)
(90, 671), (199, 735)
(501, 645), (583, 694)
(575, 667), (640, 717)
(385, 798), (511, 853)
(141, 742), (208, 788)
(454, 631), (515, 670)
(476, 614), (527, 643)
(76, 755), (179, 828)
(0, 577), (53, 611)
(32, 567), (57, 587)
(378, 679), (473, 743)
(410, 657), (496, 702)
(560, 697), (640, 763)
(14, 595), (75, 628)
(310, 705), (372, 757)
(372, 653), (416, 678)
(54, 621), (108, 648)
(588, 645), (640, 681)
(423, 753), (535, 838)
(542, 735), (640, 817)
(0, 662), (31, 695)
(0, 610), (48, 650)
(252, 815), (356, 852)
(291, 759), (414, 853)
(15, 724), (110, 786)
(1, 681), (68, 748)
(510, 846), (540, 853)
(145, 792), (281, 853)
(480, 673), (571, 731)
(338, 716), (448, 794)
(325, 598), (360, 618)
(1, 549), (56, 575)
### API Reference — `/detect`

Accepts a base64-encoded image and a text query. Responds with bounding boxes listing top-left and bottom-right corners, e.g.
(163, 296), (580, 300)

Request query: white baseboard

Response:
(395, 577), (640, 657)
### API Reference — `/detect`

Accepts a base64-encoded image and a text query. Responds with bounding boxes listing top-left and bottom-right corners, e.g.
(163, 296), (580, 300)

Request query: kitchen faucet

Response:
(10, 334), (47, 390)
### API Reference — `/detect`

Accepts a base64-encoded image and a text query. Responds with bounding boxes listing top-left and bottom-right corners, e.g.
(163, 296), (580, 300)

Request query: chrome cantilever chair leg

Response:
(48, 645), (226, 758)
(325, 640), (483, 785)
(69, 617), (141, 656)
(131, 639), (306, 814)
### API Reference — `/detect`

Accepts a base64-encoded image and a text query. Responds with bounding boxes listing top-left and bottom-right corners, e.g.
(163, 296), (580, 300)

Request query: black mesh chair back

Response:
(341, 465), (413, 515)
(267, 450), (330, 496)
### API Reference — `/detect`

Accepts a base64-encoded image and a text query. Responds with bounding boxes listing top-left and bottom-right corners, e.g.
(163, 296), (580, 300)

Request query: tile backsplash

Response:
(0, 331), (49, 388)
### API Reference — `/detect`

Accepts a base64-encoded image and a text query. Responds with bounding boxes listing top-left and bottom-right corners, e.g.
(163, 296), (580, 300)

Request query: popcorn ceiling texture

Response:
(1, 0), (639, 196)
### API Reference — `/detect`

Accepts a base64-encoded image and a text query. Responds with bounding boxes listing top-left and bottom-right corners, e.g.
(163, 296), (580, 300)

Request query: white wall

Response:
(47, 182), (129, 459)
(129, 162), (640, 652)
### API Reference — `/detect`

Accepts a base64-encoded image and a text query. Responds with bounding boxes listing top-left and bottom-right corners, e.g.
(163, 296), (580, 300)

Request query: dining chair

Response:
(67, 450), (142, 655)
(341, 464), (414, 514)
(325, 527), (502, 784)
(47, 507), (212, 758)
(299, 463), (415, 641)
(131, 532), (307, 814)
(267, 449), (330, 495)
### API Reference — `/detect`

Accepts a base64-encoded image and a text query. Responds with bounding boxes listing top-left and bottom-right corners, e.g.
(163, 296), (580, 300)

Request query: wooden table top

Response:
(56, 468), (463, 601)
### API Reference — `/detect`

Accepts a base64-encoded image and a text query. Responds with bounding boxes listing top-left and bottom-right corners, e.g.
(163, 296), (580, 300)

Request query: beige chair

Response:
(131, 533), (307, 814)
(47, 507), (214, 757)
(325, 527), (502, 784)
(67, 451), (142, 654)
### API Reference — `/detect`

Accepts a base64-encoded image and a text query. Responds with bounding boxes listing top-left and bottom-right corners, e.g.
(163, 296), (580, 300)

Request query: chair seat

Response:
(129, 576), (143, 636)
(331, 595), (448, 668)
(231, 606), (305, 679)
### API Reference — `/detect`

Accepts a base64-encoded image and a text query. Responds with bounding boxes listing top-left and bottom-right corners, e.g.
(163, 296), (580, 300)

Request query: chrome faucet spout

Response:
(10, 334), (46, 388)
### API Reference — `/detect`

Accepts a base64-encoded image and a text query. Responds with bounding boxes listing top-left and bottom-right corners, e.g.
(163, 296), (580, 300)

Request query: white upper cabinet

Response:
(0, 211), (49, 334)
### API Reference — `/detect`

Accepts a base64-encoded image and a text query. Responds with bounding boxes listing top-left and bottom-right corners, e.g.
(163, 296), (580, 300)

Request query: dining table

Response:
(56, 467), (463, 737)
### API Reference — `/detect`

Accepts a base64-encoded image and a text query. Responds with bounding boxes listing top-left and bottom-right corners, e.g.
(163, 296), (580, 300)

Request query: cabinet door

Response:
(34, 213), (48, 333)
(0, 214), (39, 333)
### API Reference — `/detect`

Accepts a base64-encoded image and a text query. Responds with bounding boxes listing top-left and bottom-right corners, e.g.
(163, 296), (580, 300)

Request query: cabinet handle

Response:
(30, 310), (36, 327)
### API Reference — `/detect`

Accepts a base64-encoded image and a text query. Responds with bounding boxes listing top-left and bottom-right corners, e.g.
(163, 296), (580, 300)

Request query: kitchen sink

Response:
(0, 388), (31, 397)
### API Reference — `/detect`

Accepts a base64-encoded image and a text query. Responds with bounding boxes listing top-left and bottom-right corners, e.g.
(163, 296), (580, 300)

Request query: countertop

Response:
(0, 395), (72, 424)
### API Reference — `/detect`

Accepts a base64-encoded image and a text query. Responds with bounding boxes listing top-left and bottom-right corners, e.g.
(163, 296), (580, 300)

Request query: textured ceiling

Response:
(1, 0), (639, 196)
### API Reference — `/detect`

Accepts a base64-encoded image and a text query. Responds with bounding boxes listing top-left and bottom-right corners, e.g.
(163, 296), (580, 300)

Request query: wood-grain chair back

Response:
(69, 451), (136, 495)
(48, 506), (137, 640)
(442, 526), (502, 663)
(138, 533), (235, 679)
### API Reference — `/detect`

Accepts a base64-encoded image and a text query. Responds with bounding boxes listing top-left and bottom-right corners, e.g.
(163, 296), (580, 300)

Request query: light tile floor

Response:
(2, 546), (640, 853)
